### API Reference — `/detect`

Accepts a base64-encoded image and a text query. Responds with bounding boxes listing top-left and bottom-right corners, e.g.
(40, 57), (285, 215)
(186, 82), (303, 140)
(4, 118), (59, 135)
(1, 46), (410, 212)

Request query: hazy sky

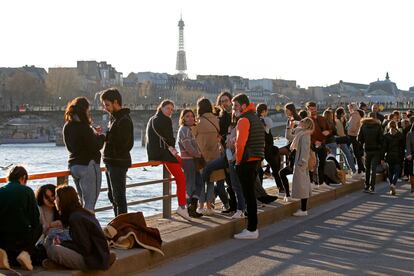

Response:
(2, 0), (413, 89)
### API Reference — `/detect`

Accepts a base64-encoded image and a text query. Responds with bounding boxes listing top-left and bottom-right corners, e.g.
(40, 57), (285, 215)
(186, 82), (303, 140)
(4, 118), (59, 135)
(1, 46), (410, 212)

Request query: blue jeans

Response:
(201, 155), (229, 207)
(388, 163), (401, 185)
(70, 160), (102, 211)
(339, 143), (356, 173)
(325, 143), (338, 156)
(182, 159), (203, 200)
(228, 161), (246, 211)
(106, 165), (128, 216)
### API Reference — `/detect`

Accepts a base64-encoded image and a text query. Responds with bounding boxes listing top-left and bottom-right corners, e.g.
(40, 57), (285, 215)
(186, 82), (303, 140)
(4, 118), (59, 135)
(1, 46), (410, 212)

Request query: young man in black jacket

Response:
(358, 113), (383, 193)
(100, 88), (134, 216)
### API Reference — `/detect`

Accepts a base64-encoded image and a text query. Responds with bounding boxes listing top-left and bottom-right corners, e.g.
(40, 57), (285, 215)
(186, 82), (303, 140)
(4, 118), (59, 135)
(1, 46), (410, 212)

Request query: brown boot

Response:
(410, 176), (414, 193)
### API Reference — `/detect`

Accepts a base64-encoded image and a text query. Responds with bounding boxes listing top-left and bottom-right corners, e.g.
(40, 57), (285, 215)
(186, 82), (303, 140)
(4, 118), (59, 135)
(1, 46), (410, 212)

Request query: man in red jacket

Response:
(232, 94), (265, 240)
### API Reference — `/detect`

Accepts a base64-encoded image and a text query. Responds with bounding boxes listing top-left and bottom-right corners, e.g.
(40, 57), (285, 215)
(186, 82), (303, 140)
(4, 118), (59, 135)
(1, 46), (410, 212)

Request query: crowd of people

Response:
(1, 87), (413, 271)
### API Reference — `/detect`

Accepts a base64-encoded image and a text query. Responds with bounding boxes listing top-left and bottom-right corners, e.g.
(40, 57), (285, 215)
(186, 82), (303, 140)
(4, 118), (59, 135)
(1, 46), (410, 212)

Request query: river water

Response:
(0, 139), (288, 224)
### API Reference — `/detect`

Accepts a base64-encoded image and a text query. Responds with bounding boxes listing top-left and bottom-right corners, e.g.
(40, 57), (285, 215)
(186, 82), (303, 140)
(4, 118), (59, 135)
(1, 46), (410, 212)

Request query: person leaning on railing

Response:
(177, 109), (203, 218)
(146, 99), (191, 221)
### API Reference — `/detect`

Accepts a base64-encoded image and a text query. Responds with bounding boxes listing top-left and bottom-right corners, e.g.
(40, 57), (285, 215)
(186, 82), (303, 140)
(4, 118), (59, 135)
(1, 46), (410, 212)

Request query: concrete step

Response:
(7, 174), (383, 276)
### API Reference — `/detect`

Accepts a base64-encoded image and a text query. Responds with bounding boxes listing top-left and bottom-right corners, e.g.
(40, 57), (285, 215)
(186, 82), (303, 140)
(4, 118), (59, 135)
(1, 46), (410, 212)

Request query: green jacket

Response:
(0, 181), (40, 244)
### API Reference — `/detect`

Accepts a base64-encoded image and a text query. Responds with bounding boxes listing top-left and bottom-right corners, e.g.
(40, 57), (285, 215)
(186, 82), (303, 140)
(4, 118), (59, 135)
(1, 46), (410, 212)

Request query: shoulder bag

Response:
(151, 118), (178, 157)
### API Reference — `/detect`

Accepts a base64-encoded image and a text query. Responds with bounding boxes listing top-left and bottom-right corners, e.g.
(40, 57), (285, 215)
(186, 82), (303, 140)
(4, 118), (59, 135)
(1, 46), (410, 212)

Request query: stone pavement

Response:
(142, 181), (414, 276)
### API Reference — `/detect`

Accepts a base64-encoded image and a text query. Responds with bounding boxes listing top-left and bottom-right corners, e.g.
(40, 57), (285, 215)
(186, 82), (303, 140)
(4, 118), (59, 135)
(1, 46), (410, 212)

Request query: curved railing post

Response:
(162, 164), (172, 219)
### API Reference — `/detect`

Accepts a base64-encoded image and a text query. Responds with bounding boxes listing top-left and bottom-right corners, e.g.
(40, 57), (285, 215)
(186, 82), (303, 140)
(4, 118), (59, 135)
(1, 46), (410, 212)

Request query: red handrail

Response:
(0, 161), (162, 184)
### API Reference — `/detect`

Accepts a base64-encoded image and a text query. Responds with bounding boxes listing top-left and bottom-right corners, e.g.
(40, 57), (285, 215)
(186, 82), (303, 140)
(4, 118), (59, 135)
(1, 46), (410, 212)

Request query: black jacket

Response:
(63, 121), (105, 167)
(103, 108), (134, 168)
(382, 131), (404, 164)
(61, 211), (110, 271)
(218, 110), (232, 146)
(240, 110), (265, 162)
(358, 118), (383, 152)
(146, 111), (178, 163)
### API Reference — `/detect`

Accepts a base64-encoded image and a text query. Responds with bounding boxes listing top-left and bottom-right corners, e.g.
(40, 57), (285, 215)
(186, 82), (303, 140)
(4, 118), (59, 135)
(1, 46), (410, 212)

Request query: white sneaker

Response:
(319, 183), (333, 189)
(311, 183), (319, 189)
(293, 209), (308, 217)
(16, 250), (33, 271)
(231, 210), (245, 219)
(351, 173), (360, 179)
(0, 248), (10, 270)
(330, 183), (342, 187)
(234, 229), (259, 239)
(196, 207), (204, 214)
(202, 208), (215, 216)
(176, 207), (192, 221)
(283, 196), (292, 202)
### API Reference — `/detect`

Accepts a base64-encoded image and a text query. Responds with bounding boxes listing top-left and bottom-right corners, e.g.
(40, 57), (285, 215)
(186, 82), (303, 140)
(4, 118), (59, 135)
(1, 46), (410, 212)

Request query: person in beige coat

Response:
(347, 103), (365, 174)
(291, 118), (314, 217)
(193, 98), (226, 215)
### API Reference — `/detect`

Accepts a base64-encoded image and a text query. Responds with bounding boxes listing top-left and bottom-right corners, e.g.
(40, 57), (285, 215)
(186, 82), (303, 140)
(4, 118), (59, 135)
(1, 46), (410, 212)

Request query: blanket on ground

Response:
(103, 212), (164, 256)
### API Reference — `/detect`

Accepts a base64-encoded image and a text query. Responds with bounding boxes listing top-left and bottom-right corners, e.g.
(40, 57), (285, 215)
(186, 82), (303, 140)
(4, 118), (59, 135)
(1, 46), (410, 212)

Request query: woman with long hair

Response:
(194, 98), (227, 215)
(43, 185), (114, 270)
(63, 97), (105, 211)
(335, 107), (357, 176)
(178, 109), (203, 218)
(35, 184), (61, 235)
(291, 118), (314, 216)
(277, 103), (301, 201)
(146, 100), (191, 221)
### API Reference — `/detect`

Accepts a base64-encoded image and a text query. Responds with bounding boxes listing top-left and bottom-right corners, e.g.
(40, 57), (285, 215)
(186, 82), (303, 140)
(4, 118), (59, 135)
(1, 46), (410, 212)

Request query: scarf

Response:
(290, 127), (312, 151)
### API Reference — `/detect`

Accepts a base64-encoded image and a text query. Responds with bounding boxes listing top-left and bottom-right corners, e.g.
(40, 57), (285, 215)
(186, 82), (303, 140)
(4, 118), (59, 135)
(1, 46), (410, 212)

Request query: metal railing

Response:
(0, 161), (176, 219)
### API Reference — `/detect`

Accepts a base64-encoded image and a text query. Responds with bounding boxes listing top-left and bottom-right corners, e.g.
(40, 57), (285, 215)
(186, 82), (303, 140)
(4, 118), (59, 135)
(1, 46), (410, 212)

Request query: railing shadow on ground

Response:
(177, 182), (414, 276)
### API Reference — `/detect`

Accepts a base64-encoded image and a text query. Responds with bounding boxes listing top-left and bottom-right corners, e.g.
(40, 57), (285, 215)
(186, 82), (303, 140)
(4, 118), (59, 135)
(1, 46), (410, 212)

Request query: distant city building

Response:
(365, 72), (400, 102)
(77, 61), (123, 87)
(249, 79), (273, 91)
(0, 66), (47, 110)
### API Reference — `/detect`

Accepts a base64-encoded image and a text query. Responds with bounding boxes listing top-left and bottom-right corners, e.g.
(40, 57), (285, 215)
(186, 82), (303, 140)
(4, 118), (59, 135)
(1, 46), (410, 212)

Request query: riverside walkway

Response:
(143, 180), (414, 276)
(0, 172), (393, 275)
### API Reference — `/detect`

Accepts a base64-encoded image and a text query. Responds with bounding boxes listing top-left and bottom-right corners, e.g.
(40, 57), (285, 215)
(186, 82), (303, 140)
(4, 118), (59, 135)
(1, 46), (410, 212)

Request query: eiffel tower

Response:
(176, 15), (187, 80)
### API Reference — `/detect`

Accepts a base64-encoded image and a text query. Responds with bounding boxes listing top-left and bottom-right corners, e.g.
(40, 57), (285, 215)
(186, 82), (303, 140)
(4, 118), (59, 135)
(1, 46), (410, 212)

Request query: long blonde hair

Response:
(301, 117), (315, 133)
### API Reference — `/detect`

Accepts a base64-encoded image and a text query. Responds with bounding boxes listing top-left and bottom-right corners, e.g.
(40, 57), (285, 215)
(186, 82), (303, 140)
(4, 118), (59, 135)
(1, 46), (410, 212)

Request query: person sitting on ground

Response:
(323, 150), (343, 186)
(0, 166), (42, 271)
(35, 184), (71, 251)
(36, 184), (62, 236)
(43, 185), (115, 271)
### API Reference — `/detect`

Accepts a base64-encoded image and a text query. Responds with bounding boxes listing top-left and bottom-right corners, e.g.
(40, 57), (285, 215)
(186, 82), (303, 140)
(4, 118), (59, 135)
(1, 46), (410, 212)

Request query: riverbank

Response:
(18, 173), (383, 276)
